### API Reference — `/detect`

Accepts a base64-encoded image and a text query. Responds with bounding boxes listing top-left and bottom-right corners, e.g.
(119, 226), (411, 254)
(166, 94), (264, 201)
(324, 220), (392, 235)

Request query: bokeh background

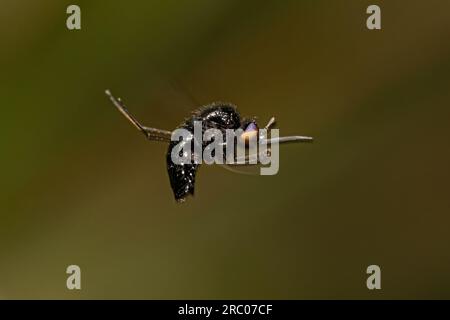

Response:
(1, 0), (450, 299)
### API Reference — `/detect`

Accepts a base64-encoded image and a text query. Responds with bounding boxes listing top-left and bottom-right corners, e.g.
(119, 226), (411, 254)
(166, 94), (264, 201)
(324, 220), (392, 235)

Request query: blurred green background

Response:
(1, 0), (450, 299)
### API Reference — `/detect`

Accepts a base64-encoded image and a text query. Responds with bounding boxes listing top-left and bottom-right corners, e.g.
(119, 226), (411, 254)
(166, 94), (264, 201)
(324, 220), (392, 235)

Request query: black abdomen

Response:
(166, 103), (241, 202)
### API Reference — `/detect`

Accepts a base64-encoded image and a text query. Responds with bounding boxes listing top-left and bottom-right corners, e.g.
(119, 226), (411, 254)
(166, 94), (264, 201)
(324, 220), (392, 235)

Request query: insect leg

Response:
(260, 116), (313, 143)
(264, 117), (276, 130)
(261, 135), (313, 144)
(258, 116), (277, 140)
(105, 89), (172, 142)
(141, 126), (173, 142)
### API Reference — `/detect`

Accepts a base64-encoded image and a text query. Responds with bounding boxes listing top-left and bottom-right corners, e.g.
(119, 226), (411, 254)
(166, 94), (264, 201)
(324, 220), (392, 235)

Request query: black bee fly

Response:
(106, 90), (313, 202)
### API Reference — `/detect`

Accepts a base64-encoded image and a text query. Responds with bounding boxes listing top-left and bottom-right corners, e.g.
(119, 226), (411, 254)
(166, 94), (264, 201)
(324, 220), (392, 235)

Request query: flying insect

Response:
(106, 89), (313, 202)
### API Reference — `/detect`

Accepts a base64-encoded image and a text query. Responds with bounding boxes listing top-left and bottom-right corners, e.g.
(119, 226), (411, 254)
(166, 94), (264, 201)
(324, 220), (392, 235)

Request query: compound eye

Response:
(241, 121), (259, 141)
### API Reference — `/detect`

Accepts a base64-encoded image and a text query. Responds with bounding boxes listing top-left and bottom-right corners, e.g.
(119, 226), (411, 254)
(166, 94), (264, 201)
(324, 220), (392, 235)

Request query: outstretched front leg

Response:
(261, 116), (313, 144)
(264, 116), (276, 130)
(105, 89), (172, 142)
